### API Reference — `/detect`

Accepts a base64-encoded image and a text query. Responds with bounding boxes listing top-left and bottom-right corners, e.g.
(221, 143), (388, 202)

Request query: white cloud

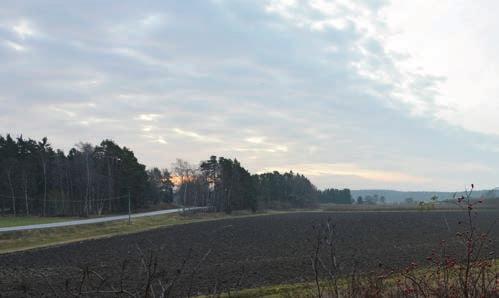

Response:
(260, 163), (428, 184)
(245, 136), (266, 144)
(12, 20), (34, 39)
(141, 14), (164, 27)
(156, 137), (167, 144)
(135, 114), (161, 121)
(234, 144), (288, 153)
(50, 107), (77, 118)
(3, 1), (499, 191)
(142, 125), (154, 132)
(172, 128), (220, 143)
(5, 40), (26, 51)
(380, 1), (499, 135)
(141, 133), (168, 144)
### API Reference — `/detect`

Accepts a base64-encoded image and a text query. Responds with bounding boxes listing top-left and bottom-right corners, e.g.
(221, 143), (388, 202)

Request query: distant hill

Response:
(351, 188), (499, 203)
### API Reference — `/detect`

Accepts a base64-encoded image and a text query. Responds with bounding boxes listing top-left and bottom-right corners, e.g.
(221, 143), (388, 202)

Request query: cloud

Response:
(135, 114), (161, 121)
(172, 128), (221, 143)
(2, 0), (499, 191)
(155, 137), (167, 144)
(12, 20), (34, 39)
(245, 136), (266, 144)
(234, 145), (288, 153)
(4, 40), (26, 51)
(380, 1), (499, 135)
(260, 163), (428, 184)
(237, 136), (289, 153)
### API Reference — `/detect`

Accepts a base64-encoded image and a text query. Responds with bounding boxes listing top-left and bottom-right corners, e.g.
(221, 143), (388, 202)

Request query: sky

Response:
(2, 0), (499, 191)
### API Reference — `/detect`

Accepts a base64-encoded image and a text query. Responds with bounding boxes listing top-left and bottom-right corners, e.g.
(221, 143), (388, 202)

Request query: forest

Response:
(0, 134), (352, 216)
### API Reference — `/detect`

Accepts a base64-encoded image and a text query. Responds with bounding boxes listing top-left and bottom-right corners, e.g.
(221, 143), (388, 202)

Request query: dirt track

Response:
(0, 211), (497, 296)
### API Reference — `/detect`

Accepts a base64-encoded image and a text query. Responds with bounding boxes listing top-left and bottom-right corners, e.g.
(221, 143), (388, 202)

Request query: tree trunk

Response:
(23, 171), (29, 216)
(226, 187), (232, 214)
(42, 161), (47, 216)
(183, 178), (188, 208)
(67, 167), (74, 215)
(1, 189), (4, 215)
(7, 168), (15, 216)
(107, 159), (113, 212)
(60, 178), (65, 215)
(85, 153), (90, 217)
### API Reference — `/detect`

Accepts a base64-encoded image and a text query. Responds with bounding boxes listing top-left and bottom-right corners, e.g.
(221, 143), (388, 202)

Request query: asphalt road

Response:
(0, 207), (207, 233)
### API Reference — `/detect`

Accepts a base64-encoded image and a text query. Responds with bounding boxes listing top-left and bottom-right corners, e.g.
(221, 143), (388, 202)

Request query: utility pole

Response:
(128, 191), (131, 225)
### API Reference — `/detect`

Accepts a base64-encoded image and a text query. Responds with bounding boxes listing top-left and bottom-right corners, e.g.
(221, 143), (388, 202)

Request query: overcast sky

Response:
(2, 0), (499, 191)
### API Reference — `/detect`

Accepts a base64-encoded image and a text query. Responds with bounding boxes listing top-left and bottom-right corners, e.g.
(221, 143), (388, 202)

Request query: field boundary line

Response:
(0, 206), (207, 233)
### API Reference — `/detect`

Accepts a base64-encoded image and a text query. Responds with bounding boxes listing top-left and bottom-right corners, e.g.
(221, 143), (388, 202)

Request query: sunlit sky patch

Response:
(2, 0), (499, 191)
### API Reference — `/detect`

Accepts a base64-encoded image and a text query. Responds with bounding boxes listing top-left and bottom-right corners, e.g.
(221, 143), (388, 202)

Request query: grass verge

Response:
(202, 259), (499, 297)
(0, 216), (77, 228)
(0, 210), (288, 254)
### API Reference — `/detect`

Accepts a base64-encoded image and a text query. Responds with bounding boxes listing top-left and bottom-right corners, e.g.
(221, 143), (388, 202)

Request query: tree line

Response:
(0, 134), (352, 217)
(318, 188), (352, 204)
(355, 194), (386, 205)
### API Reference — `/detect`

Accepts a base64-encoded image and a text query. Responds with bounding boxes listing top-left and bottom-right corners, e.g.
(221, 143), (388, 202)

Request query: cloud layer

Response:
(2, 0), (499, 191)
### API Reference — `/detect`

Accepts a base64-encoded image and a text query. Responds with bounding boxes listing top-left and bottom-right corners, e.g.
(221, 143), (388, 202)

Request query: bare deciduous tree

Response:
(172, 158), (196, 210)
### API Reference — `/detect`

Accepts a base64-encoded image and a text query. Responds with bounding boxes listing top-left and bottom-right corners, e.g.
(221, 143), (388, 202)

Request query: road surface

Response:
(0, 207), (207, 233)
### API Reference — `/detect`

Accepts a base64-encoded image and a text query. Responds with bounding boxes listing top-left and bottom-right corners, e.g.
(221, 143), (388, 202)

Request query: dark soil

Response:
(0, 211), (497, 297)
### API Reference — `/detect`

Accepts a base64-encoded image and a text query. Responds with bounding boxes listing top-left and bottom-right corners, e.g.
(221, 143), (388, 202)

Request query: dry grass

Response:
(200, 259), (499, 298)
(0, 210), (284, 254)
(0, 215), (77, 228)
